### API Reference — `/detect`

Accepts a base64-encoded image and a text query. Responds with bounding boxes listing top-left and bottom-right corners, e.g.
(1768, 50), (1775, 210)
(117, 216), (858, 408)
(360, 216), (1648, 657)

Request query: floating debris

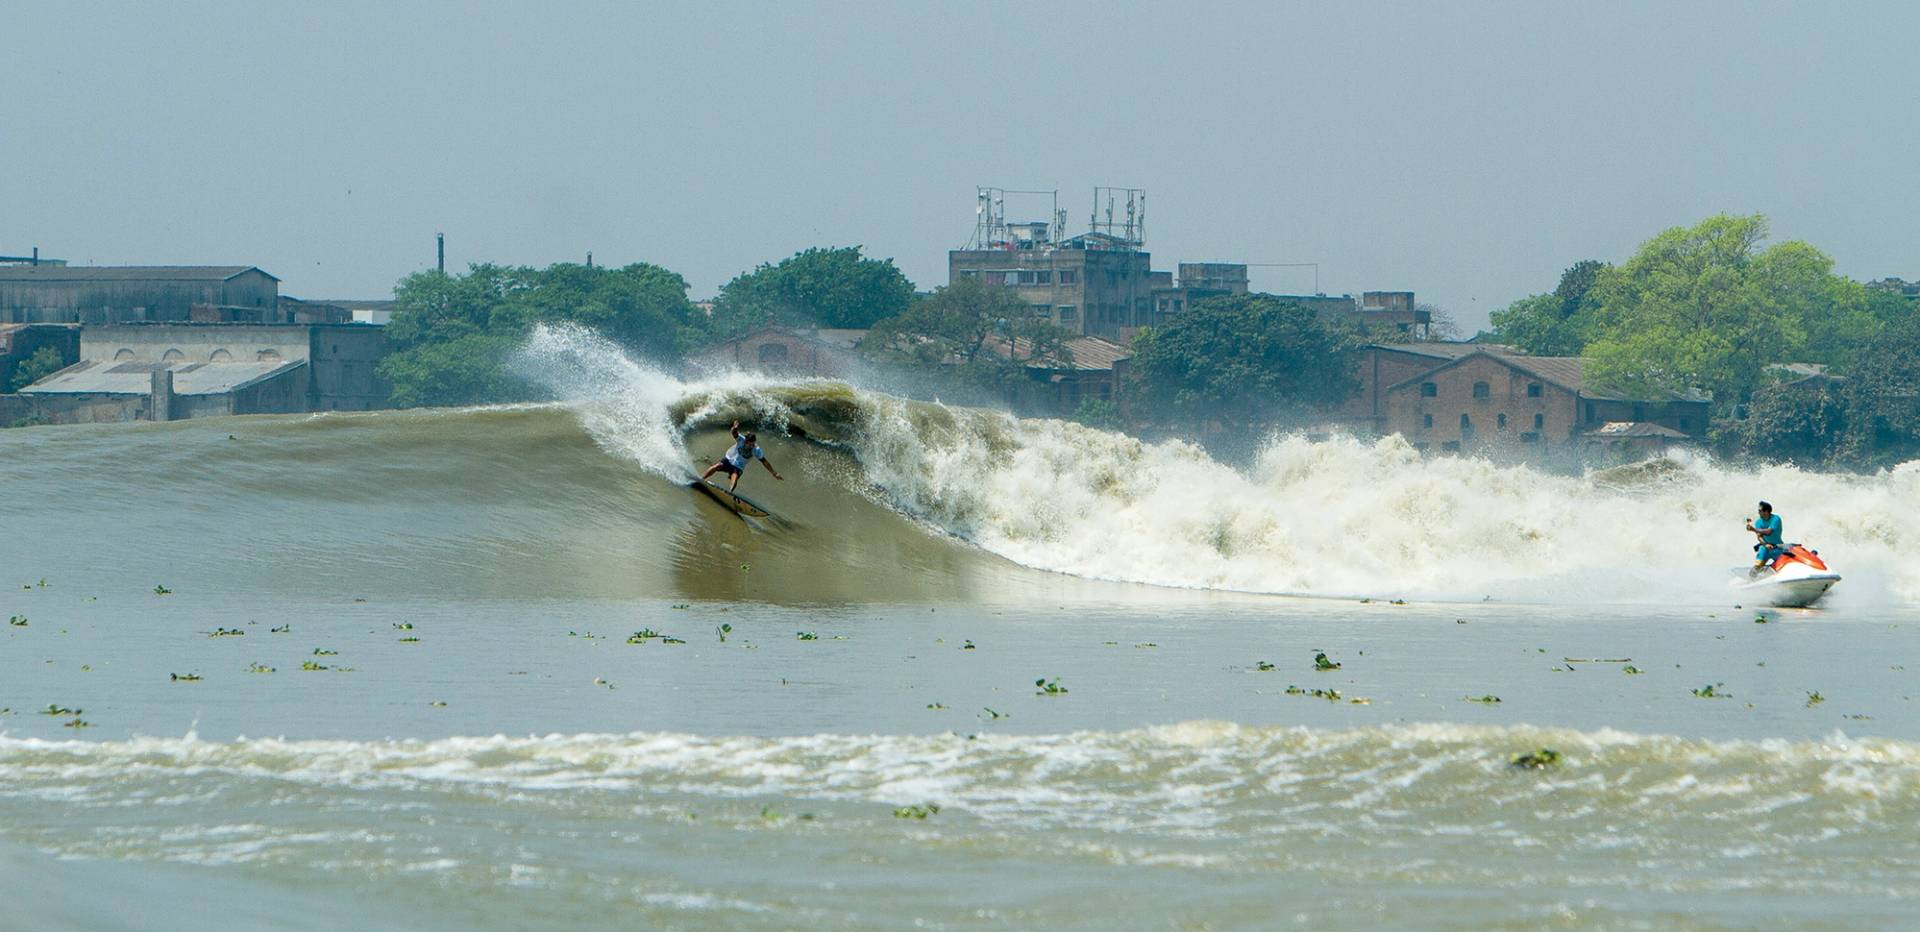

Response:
(7, 615), (24, 627)
(892, 804), (940, 820)
(1622, 665), (1645, 675)
(247, 663), (275, 674)
(270, 624), (290, 634)
(1313, 651), (1342, 672)
(1806, 691), (1825, 707)
(1691, 683), (1730, 699)
(312, 648), (338, 656)
(1463, 695), (1503, 704)
(169, 673), (201, 682)
(1255, 661), (1276, 672)
(153, 585), (172, 595)
(1034, 677), (1068, 696)
(1511, 748), (1561, 769)
(796, 631), (819, 641)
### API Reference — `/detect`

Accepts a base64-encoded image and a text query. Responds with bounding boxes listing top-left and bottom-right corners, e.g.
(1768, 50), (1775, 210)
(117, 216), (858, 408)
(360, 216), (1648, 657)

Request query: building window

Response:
(1497, 413), (1508, 430)
(984, 271), (1008, 286)
(114, 348), (135, 360)
(1527, 383), (1542, 397)
(1018, 270), (1052, 285)
(1420, 382), (1438, 397)
(1057, 305), (1076, 320)
(1031, 304), (1052, 317)
(1533, 413), (1544, 429)
(1520, 432), (1540, 443)
(758, 343), (788, 363)
(1423, 414), (1433, 429)
(209, 349), (232, 362)
(161, 348), (185, 362)
(1058, 270), (1078, 285)
(956, 269), (979, 278)
(1472, 381), (1490, 398)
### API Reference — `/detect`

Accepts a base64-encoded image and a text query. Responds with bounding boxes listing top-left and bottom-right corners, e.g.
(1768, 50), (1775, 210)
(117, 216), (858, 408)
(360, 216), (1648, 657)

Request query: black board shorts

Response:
(715, 460), (743, 475)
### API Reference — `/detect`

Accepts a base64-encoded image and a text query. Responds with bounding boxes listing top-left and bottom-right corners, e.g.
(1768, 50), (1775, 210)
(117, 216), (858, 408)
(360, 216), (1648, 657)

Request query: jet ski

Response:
(1728, 544), (1840, 607)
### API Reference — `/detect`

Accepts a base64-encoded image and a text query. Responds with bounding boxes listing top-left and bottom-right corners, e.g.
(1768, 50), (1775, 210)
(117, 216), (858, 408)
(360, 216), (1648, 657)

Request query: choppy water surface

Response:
(3, 327), (1918, 928)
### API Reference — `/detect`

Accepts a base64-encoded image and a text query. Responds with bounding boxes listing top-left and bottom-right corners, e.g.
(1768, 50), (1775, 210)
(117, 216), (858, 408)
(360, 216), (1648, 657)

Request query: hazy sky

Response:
(5, 1), (1916, 331)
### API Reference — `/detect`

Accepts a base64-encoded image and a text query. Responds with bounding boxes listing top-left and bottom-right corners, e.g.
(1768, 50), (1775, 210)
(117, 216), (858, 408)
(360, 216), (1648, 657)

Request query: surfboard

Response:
(689, 479), (772, 518)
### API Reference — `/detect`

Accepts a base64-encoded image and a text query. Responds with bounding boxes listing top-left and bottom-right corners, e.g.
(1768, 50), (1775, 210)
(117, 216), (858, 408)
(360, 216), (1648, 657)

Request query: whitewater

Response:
(4, 324), (1918, 928)
(519, 323), (1920, 605)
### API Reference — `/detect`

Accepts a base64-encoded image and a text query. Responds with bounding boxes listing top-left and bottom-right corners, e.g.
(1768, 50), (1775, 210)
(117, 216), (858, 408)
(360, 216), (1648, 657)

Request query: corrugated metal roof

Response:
(982, 335), (1131, 371)
(18, 359), (304, 395)
(1584, 421), (1689, 439)
(0, 265), (277, 283)
(1370, 342), (1511, 360)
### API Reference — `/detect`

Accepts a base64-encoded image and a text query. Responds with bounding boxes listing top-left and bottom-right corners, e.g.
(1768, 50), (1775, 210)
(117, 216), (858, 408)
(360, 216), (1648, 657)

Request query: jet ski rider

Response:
(1745, 501), (1784, 577)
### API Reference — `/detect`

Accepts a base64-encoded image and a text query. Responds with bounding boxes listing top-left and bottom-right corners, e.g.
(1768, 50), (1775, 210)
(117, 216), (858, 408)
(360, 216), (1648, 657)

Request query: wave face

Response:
(519, 324), (1920, 604)
(0, 323), (1912, 606)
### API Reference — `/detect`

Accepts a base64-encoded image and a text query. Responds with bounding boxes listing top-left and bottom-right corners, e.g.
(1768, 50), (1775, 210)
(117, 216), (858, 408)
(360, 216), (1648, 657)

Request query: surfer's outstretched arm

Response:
(760, 457), (784, 481)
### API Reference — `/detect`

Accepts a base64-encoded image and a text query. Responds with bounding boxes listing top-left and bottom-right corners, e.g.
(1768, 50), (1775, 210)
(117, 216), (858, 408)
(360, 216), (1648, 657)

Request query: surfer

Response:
(700, 420), (784, 492)
(1745, 501), (1783, 577)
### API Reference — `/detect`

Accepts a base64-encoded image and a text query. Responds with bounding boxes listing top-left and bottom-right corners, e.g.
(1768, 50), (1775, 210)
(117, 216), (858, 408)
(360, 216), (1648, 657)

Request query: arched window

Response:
(209, 349), (233, 362)
(1497, 413), (1508, 430)
(114, 349), (135, 361)
(1472, 381), (1490, 398)
(1460, 413), (1472, 430)
(257, 349), (282, 362)
(1534, 413), (1544, 429)
(161, 348), (185, 362)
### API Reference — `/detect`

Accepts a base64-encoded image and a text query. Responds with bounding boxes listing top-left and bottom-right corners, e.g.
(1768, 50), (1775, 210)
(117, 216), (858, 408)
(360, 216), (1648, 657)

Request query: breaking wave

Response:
(518, 324), (1920, 604)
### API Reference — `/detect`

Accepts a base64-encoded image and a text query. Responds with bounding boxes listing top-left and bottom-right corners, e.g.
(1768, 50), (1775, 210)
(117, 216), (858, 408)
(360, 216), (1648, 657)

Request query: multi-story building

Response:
(949, 232), (1154, 341)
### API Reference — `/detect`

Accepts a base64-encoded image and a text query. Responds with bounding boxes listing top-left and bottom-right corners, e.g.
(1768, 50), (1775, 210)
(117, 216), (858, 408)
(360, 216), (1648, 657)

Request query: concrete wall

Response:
(1384, 354), (1580, 452)
(306, 325), (391, 411)
(0, 270), (278, 323)
(0, 392), (146, 426)
(1580, 397), (1709, 437)
(82, 324), (313, 365)
(693, 329), (860, 378)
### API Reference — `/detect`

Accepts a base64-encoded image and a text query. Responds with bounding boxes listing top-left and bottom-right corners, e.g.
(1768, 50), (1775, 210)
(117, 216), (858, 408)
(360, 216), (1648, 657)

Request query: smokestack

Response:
(586, 251), (593, 268)
(31, 246), (38, 266)
(436, 233), (445, 273)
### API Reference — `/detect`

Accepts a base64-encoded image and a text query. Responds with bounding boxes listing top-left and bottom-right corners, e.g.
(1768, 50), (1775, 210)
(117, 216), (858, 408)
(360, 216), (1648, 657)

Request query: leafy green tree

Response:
(1072, 398), (1122, 430)
(7, 345), (69, 392)
(865, 276), (1074, 392)
(1833, 312), (1920, 467)
(705, 246), (914, 341)
(1581, 215), (1869, 412)
(379, 261), (699, 408)
(1488, 260), (1606, 355)
(1126, 293), (1358, 433)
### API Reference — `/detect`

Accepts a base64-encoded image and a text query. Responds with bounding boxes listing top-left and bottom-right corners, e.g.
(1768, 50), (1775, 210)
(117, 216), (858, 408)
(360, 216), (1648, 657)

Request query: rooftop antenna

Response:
(968, 187), (1061, 248)
(1090, 187), (1146, 247)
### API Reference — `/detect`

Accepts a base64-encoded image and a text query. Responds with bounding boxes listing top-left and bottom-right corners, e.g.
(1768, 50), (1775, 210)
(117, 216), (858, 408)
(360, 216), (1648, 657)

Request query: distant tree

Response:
(1417, 302), (1462, 341)
(379, 261), (699, 407)
(865, 276), (1073, 391)
(704, 246), (915, 342)
(1581, 215), (1873, 412)
(1126, 293), (1358, 433)
(7, 346), (68, 392)
(1072, 398), (1122, 430)
(1487, 260), (1607, 356)
(1832, 312), (1920, 467)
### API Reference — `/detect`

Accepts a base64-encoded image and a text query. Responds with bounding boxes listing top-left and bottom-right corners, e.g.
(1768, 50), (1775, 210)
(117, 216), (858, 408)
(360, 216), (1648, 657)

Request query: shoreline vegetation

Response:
(369, 214), (1917, 472)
